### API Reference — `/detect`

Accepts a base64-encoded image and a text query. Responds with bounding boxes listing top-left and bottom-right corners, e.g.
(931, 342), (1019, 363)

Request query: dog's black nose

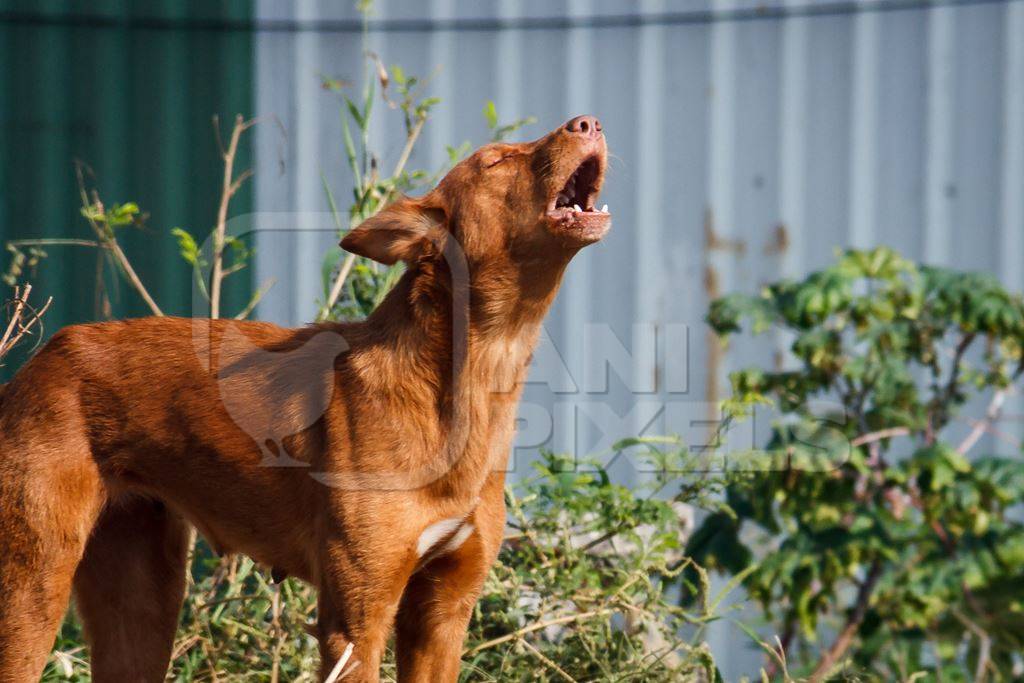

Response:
(565, 115), (602, 138)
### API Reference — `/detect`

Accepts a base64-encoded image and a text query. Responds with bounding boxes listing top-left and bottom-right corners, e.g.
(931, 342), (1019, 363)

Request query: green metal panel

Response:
(0, 1), (254, 380)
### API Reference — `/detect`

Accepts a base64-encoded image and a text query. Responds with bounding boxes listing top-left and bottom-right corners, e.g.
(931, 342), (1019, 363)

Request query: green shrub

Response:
(695, 246), (1024, 681)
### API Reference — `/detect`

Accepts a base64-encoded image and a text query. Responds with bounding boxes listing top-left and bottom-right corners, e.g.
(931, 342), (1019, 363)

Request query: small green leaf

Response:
(483, 100), (498, 129)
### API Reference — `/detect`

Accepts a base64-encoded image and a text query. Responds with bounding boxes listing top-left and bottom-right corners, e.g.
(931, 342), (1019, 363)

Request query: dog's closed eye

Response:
(480, 148), (521, 168)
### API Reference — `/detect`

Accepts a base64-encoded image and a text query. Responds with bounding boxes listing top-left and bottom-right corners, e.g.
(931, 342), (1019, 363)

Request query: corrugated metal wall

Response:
(251, 4), (1022, 667)
(253, 0), (1024, 473)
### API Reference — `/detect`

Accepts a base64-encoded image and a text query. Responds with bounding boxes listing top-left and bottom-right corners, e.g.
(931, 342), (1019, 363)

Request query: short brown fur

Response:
(0, 117), (609, 682)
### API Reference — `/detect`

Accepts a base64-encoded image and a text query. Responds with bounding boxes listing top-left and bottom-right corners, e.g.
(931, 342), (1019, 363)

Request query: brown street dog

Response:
(0, 116), (610, 682)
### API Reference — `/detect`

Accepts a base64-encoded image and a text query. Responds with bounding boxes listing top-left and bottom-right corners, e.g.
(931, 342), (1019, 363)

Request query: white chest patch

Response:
(441, 522), (475, 555)
(416, 517), (475, 558)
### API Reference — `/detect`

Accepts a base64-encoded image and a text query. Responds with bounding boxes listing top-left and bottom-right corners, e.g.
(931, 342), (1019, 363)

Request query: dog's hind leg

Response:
(72, 497), (189, 683)
(0, 443), (104, 681)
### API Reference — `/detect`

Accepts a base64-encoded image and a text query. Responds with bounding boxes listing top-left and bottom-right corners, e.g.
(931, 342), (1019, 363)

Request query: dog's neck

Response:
(355, 256), (569, 496)
(366, 254), (569, 364)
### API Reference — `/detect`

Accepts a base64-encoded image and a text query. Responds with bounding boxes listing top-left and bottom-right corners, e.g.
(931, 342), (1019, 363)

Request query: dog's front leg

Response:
(394, 473), (506, 683)
(316, 544), (413, 683)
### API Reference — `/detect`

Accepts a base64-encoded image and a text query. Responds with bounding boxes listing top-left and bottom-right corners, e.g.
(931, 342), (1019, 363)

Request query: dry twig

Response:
(210, 114), (259, 319)
(810, 560), (883, 682)
(0, 284), (53, 362)
(464, 609), (611, 657)
(519, 638), (577, 682)
(74, 163), (164, 317)
(957, 387), (1011, 455)
(324, 642), (357, 683)
(850, 427), (910, 448)
(953, 609), (994, 683)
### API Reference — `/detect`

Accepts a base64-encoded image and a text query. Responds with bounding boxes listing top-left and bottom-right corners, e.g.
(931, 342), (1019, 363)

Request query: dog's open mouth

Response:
(546, 155), (611, 242)
(553, 156), (603, 213)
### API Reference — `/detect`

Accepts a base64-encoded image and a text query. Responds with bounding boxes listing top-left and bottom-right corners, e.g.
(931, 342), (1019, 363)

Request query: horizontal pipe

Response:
(0, 0), (1020, 34)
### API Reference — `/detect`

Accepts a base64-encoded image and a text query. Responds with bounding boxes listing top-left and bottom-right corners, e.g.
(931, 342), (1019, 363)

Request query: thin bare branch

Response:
(74, 163), (163, 316)
(7, 238), (101, 249)
(464, 609), (611, 657)
(850, 427), (910, 448)
(321, 253), (357, 320)
(269, 586), (284, 683)
(0, 286), (30, 355)
(810, 560), (883, 682)
(234, 278), (277, 321)
(0, 285), (53, 362)
(229, 168), (255, 197)
(389, 116), (426, 189)
(930, 332), (977, 434)
(324, 642), (356, 683)
(957, 388), (1011, 455)
(959, 414), (1021, 450)
(221, 262), (248, 279)
(212, 114), (227, 158)
(953, 609), (993, 683)
(519, 638), (577, 682)
(211, 114), (258, 319)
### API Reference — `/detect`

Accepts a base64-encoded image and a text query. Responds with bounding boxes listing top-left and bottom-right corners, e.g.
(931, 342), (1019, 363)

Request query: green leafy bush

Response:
(463, 450), (726, 682)
(694, 247), (1024, 681)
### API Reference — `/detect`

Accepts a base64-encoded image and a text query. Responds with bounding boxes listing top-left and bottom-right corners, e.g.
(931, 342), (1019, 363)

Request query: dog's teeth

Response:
(573, 204), (582, 212)
(601, 204), (609, 213)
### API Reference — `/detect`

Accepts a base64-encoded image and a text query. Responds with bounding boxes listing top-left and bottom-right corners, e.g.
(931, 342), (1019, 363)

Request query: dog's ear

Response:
(341, 197), (446, 266)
